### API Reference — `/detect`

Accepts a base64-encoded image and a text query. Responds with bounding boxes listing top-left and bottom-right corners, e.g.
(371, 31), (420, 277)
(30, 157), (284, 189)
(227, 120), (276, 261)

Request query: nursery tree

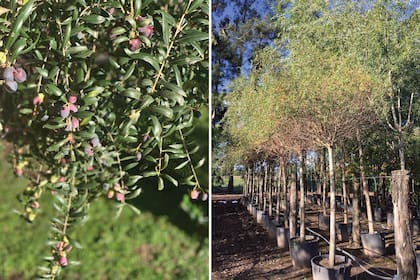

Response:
(284, 42), (381, 265)
(0, 0), (208, 278)
(331, 2), (419, 277)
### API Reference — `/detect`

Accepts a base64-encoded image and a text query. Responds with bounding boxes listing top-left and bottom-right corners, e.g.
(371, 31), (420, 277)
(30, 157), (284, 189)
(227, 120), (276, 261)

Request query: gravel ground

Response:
(211, 194), (420, 280)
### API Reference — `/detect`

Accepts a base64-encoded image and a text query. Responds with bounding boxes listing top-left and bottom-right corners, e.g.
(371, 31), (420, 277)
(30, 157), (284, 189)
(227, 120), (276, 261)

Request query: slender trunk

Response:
(257, 164), (261, 208)
(227, 174), (234, 194)
(289, 172), (297, 238)
(357, 130), (374, 234)
(327, 145), (336, 267)
(277, 161), (282, 222)
(342, 165), (348, 224)
(282, 161), (289, 228)
(321, 148), (327, 215)
(263, 163), (268, 212)
(392, 170), (417, 279)
(299, 151), (306, 241)
(243, 167), (248, 198)
(268, 163), (273, 217)
(352, 177), (361, 248)
(397, 131), (405, 171)
(251, 164), (255, 204)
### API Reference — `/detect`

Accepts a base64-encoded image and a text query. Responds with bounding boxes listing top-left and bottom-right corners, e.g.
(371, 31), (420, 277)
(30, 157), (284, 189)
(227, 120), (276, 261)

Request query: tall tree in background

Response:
(212, 0), (278, 192)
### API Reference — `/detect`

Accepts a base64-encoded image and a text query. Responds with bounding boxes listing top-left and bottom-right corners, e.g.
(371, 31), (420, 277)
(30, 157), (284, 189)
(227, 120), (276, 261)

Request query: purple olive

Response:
(138, 25), (154, 38)
(129, 38), (141, 51)
(60, 106), (70, 118)
(13, 67), (27, 83)
(3, 67), (15, 81)
(4, 80), (17, 92)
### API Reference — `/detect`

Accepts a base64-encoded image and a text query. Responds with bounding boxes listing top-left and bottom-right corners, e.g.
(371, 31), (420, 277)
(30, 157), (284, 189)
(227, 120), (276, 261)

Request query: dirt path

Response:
(211, 195), (420, 280)
(212, 199), (311, 280)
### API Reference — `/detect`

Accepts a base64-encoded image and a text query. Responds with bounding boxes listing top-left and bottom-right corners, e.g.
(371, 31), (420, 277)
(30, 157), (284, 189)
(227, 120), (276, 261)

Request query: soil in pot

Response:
(361, 232), (386, 257)
(290, 235), (320, 268)
(312, 254), (352, 280)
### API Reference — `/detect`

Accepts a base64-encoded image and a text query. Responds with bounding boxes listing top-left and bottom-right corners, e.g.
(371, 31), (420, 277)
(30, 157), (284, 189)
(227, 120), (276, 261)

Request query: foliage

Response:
(0, 0), (208, 277)
(0, 146), (208, 280)
(211, 0), (278, 179)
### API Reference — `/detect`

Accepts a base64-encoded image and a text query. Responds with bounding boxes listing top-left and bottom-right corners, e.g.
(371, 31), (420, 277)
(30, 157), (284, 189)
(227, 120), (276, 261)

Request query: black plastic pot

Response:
(276, 227), (290, 250)
(412, 218), (420, 236)
(336, 222), (352, 242)
(361, 232), (386, 257)
(268, 217), (280, 239)
(290, 235), (320, 268)
(416, 252), (420, 276)
(386, 212), (393, 228)
(311, 254), (352, 280)
(374, 208), (382, 222)
(246, 203), (252, 213)
(261, 214), (270, 230)
(318, 214), (330, 230)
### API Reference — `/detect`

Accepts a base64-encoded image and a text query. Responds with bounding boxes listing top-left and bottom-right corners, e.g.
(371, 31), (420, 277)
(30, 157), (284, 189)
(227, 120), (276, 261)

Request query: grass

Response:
(212, 176), (244, 194)
(0, 136), (208, 280)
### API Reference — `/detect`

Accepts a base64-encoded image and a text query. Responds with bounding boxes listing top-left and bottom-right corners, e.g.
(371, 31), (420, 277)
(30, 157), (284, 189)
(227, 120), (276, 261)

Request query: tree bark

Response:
(392, 170), (417, 279)
(327, 145), (336, 267)
(227, 174), (234, 194)
(289, 172), (297, 238)
(342, 165), (348, 224)
(299, 151), (306, 241)
(357, 130), (374, 234)
(282, 161), (289, 228)
(263, 163), (268, 212)
(352, 178), (361, 248)
(268, 163), (273, 217)
(397, 131), (406, 171)
(321, 148), (328, 215)
(276, 161), (282, 223)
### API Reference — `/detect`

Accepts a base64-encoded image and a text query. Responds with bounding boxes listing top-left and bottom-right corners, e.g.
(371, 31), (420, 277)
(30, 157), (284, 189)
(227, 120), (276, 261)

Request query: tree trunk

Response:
(342, 165), (348, 224)
(321, 148), (327, 215)
(397, 131), (406, 171)
(357, 130), (374, 234)
(352, 177), (361, 248)
(268, 163), (273, 217)
(263, 163), (268, 212)
(251, 164), (255, 204)
(327, 145), (336, 267)
(282, 161), (289, 228)
(392, 170), (417, 279)
(289, 172), (297, 238)
(227, 174), (234, 194)
(299, 151), (306, 241)
(276, 161), (282, 223)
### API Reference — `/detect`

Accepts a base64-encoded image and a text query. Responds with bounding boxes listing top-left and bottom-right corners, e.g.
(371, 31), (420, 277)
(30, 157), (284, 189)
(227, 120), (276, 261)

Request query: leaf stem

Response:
(179, 128), (201, 190)
(151, 0), (194, 94)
